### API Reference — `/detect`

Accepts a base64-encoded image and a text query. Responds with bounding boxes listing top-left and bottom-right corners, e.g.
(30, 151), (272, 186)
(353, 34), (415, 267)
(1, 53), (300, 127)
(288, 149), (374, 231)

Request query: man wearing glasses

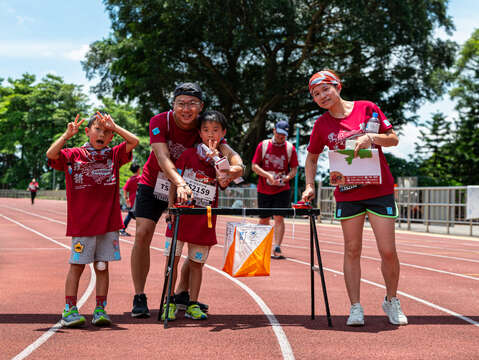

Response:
(130, 83), (243, 318)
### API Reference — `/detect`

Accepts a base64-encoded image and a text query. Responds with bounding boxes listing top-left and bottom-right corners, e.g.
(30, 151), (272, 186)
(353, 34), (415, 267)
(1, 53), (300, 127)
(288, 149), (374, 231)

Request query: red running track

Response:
(0, 198), (478, 360)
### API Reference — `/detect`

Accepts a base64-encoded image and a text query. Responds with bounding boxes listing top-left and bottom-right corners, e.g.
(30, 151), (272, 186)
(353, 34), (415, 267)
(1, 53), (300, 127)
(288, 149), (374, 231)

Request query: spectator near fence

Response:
(252, 121), (298, 259)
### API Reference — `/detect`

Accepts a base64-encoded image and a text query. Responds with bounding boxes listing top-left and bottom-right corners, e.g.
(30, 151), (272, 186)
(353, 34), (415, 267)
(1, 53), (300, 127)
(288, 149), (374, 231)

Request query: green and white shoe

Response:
(61, 306), (86, 327)
(91, 306), (112, 326)
(185, 303), (208, 320)
(161, 302), (178, 321)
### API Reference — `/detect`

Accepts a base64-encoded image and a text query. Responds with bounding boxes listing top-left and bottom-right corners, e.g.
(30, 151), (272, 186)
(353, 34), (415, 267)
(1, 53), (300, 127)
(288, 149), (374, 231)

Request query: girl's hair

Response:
(130, 163), (140, 173)
(198, 110), (227, 130)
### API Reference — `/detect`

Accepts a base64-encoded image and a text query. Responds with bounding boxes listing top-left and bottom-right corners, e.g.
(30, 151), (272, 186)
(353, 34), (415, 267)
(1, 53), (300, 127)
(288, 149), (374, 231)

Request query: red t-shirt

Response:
(48, 142), (132, 236)
(307, 100), (394, 202)
(28, 182), (39, 192)
(252, 140), (299, 195)
(165, 147), (218, 246)
(123, 174), (140, 205)
(140, 111), (201, 188)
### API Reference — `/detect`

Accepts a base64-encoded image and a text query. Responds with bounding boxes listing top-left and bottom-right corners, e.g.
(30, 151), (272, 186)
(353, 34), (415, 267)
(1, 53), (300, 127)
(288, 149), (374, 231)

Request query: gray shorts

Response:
(164, 237), (210, 264)
(69, 231), (121, 264)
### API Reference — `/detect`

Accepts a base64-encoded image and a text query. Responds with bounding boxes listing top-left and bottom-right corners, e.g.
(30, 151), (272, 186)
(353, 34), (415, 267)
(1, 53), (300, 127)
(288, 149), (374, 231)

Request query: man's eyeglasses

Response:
(174, 101), (202, 109)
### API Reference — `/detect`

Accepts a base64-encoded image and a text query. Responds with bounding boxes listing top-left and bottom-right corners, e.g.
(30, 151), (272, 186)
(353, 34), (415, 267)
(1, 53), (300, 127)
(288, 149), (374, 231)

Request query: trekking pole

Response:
(310, 214), (332, 327)
(310, 215), (315, 319)
(158, 214), (181, 328)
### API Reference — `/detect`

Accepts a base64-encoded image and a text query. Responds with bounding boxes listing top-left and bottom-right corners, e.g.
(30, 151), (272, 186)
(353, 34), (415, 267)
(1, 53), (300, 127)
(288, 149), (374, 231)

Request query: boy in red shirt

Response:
(162, 110), (234, 321)
(120, 163), (141, 236)
(46, 112), (139, 327)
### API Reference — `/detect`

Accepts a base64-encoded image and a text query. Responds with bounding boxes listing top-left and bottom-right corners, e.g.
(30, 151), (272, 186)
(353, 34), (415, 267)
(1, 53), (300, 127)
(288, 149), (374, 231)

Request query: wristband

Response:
(367, 134), (375, 144)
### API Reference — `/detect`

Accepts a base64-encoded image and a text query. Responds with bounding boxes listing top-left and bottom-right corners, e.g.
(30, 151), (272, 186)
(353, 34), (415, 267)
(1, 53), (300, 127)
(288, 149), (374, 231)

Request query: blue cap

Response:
(275, 121), (289, 136)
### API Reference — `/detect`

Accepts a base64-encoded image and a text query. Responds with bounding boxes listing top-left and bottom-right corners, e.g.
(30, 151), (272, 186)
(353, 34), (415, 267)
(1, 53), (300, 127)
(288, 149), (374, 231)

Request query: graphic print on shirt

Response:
(71, 158), (116, 189)
(168, 140), (187, 163)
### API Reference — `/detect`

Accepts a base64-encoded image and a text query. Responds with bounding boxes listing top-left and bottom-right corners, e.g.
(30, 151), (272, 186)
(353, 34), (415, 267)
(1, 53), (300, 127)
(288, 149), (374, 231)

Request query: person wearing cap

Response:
(130, 82), (244, 318)
(252, 121), (298, 259)
(302, 69), (407, 327)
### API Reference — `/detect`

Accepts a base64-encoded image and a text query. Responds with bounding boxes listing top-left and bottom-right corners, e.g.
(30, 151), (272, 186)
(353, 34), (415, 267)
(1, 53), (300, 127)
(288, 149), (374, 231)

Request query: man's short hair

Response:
(130, 163), (140, 173)
(173, 82), (203, 101)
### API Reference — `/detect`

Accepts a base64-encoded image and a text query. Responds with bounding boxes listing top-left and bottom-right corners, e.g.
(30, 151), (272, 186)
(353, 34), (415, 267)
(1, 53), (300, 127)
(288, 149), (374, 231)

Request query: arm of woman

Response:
(354, 129), (399, 157)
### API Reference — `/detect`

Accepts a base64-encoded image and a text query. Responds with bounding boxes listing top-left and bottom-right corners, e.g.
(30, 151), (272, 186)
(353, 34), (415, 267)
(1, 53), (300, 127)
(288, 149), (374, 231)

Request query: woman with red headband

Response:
(302, 69), (407, 327)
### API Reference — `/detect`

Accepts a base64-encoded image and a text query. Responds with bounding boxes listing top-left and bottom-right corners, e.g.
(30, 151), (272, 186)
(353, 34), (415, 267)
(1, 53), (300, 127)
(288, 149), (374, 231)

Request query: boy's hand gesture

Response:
(96, 112), (117, 132)
(64, 114), (86, 140)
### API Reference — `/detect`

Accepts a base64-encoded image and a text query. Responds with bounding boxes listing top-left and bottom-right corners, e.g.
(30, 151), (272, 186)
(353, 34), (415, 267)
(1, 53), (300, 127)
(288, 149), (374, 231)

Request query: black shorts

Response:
(335, 194), (398, 220)
(134, 184), (168, 223)
(257, 189), (291, 219)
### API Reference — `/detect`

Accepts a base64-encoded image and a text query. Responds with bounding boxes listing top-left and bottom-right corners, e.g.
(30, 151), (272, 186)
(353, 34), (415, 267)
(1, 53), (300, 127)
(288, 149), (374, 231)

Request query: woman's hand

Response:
(302, 184), (315, 202)
(353, 134), (374, 157)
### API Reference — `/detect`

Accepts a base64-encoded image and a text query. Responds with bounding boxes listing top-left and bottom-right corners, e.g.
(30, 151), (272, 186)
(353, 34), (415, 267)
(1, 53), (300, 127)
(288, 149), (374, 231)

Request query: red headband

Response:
(308, 71), (342, 94)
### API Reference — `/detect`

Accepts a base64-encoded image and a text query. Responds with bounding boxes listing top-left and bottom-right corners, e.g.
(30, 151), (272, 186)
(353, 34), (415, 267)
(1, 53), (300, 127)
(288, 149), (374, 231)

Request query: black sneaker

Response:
(175, 291), (208, 313)
(119, 230), (131, 236)
(131, 293), (151, 318)
(174, 291), (190, 311)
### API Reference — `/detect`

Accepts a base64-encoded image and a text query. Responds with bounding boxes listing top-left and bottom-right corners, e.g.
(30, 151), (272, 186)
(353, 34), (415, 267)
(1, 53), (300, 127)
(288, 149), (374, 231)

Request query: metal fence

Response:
(2, 186), (478, 236)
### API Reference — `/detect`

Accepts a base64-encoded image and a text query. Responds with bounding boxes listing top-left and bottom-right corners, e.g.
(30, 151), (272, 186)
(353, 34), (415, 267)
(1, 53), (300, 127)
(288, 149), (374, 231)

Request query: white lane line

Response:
(120, 238), (295, 360)
(282, 244), (479, 281)
(4, 208), (295, 360)
(0, 214), (96, 360)
(0, 248), (65, 251)
(287, 258), (479, 327)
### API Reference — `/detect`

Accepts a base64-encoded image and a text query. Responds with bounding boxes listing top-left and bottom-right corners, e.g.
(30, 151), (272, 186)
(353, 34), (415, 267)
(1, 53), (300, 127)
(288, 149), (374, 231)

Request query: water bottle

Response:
(365, 112), (380, 134)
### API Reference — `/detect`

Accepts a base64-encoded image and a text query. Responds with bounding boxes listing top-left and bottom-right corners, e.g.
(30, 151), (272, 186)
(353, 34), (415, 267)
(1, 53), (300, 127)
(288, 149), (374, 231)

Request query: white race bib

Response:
(153, 172), (170, 202)
(184, 177), (216, 207)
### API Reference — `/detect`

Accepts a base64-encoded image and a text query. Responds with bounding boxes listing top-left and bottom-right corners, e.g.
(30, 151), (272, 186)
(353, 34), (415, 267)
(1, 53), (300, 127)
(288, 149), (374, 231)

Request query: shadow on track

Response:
(1, 313), (477, 333)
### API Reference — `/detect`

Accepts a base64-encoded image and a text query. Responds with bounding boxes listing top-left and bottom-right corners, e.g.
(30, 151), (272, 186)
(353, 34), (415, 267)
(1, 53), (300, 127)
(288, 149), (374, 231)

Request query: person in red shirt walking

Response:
(302, 69), (407, 327)
(47, 112), (139, 327)
(27, 178), (39, 204)
(252, 121), (298, 259)
(120, 163), (141, 236)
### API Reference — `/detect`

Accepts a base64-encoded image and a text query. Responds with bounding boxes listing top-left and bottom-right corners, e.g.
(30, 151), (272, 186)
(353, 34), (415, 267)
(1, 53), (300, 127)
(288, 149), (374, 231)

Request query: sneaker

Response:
(175, 291), (209, 313)
(119, 230), (131, 236)
(382, 297), (408, 325)
(346, 303), (364, 326)
(61, 306), (86, 327)
(131, 293), (151, 318)
(174, 291), (190, 311)
(91, 306), (112, 326)
(185, 303), (207, 320)
(161, 302), (178, 321)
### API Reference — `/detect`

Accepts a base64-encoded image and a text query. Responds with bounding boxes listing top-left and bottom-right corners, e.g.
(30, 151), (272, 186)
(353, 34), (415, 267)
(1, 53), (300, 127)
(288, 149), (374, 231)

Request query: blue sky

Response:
(1, 0), (478, 160)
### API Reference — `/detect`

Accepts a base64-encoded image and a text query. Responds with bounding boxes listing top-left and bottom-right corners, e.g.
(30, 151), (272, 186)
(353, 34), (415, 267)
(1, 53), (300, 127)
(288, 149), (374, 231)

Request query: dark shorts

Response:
(257, 189), (291, 219)
(134, 184), (168, 223)
(335, 194), (398, 220)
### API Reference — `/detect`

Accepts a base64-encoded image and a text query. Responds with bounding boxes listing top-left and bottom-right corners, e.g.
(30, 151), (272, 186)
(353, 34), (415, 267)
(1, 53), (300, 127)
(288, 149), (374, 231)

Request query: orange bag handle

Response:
(207, 206), (212, 228)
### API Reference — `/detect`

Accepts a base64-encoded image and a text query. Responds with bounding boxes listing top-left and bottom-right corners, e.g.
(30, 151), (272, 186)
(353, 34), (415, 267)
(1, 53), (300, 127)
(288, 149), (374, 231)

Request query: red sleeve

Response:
(251, 142), (264, 165)
(123, 177), (133, 191)
(290, 146), (299, 168)
(307, 117), (326, 154)
(175, 150), (188, 176)
(113, 142), (132, 167)
(149, 112), (169, 145)
(47, 148), (71, 171)
(376, 106), (393, 134)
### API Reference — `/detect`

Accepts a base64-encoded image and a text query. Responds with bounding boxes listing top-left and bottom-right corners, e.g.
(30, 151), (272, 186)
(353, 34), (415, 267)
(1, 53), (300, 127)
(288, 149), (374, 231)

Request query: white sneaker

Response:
(382, 297), (408, 325)
(346, 303), (364, 326)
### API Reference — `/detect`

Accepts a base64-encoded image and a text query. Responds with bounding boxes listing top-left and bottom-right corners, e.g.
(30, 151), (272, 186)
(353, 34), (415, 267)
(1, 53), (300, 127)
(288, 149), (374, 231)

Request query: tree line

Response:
(0, 0), (477, 190)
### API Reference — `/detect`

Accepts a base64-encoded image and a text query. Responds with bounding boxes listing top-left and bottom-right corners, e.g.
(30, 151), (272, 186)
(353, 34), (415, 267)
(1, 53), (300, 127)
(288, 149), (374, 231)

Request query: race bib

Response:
(184, 177), (216, 207)
(153, 172), (170, 202)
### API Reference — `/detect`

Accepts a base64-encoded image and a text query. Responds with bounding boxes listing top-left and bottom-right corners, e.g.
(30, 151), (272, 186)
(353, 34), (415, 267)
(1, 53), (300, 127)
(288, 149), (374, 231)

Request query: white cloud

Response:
(16, 15), (34, 25)
(0, 41), (90, 61)
(64, 44), (90, 61)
